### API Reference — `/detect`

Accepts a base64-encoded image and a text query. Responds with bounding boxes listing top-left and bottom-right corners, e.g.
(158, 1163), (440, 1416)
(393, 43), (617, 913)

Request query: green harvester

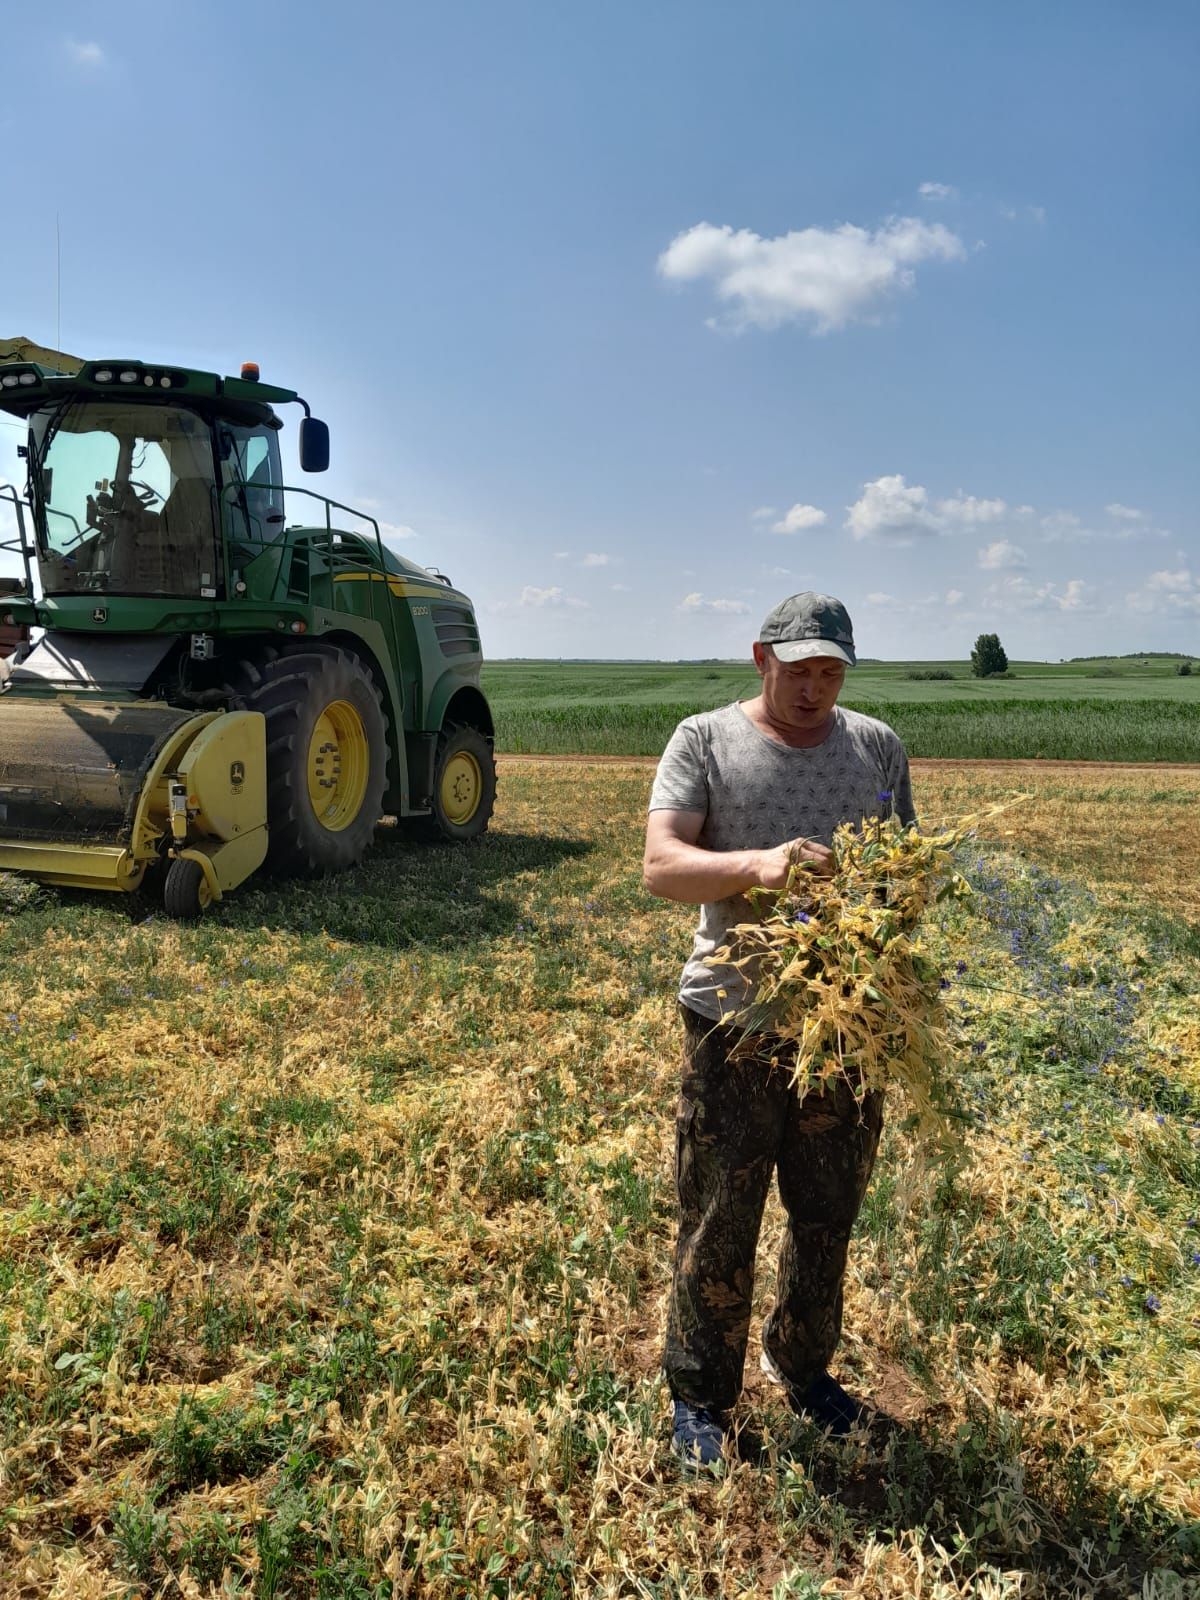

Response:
(0, 339), (496, 916)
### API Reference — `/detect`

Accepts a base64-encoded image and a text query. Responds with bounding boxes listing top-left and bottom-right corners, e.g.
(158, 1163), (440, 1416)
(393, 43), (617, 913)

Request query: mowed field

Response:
(2, 760), (1198, 1598)
(484, 659), (1200, 761)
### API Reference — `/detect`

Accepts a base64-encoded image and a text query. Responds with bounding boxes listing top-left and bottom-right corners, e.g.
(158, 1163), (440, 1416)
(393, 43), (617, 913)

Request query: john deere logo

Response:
(92, 607), (107, 623)
(230, 760), (245, 793)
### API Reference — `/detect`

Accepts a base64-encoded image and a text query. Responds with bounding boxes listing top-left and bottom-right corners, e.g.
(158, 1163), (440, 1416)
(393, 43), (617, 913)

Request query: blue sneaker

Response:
(761, 1351), (868, 1437)
(791, 1371), (868, 1436)
(671, 1400), (728, 1467)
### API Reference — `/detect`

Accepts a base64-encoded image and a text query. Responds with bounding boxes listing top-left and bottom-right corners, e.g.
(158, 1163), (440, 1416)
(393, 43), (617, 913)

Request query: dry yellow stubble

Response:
(0, 758), (1196, 1597)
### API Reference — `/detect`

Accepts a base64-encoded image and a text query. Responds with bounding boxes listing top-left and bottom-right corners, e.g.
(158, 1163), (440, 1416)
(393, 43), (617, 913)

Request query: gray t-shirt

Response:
(648, 702), (916, 1022)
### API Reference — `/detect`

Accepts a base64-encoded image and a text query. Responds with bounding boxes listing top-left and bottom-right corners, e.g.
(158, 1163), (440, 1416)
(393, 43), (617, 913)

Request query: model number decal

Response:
(411, 604), (430, 616)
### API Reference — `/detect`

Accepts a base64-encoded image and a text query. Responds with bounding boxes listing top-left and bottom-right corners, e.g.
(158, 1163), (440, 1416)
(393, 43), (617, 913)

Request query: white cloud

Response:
(750, 506), (778, 521)
(520, 585), (587, 609)
(610, 582), (630, 592)
(1001, 204), (1047, 225)
(1106, 503), (1145, 521)
(657, 215), (967, 334)
(919, 182), (958, 200)
(846, 475), (1019, 544)
(66, 38), (106, 66)
(1147, 567), (1192, 592)
(1015, 504), (1035, 518)
(679, 592), (751, 615)
(978, 539), (1027, 570)
(1040, 509), (1151, 544)
(862, 590), (955, 616)
(845, 475), (941, 543)
(378, 521), (416, 543)
(581, 552), (610, 567)
(937, 492), (1007, 525)
(986, 575), (1095, 614)
(1040, 510), (1080, 534)
(553, 550), (570, 561)
(1130, 567), (1200, 615)
(771, 502), (827, 534)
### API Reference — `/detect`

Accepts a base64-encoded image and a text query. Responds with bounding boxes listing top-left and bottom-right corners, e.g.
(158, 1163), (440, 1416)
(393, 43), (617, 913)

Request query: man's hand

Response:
(644, 810), (835, 904)
(755, 836), (834, 888)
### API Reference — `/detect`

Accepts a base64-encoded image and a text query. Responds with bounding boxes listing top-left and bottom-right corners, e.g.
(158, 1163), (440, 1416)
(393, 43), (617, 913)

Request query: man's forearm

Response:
(643, 839), (770, 905)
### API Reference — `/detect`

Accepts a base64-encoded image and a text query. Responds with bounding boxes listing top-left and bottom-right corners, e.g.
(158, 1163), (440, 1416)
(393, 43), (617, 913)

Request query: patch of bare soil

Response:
(499, 753), (1199, 772)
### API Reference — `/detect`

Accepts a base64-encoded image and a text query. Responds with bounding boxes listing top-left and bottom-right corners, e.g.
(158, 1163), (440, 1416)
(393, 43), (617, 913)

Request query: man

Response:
(643, 592), (915, 1467)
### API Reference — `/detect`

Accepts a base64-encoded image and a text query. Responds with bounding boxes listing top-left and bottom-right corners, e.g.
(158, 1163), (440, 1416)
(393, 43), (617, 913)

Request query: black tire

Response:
(413, 724), (497, 843)
(163, 857), (211, 920)
(227, 646), (388, 876)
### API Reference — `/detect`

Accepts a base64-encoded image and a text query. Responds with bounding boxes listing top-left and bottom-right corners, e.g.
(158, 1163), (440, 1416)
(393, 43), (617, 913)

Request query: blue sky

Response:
(2, 1), (1197, 660)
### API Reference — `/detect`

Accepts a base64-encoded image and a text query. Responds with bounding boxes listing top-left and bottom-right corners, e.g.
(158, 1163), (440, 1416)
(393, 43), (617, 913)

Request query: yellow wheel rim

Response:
(307, 699), (370, 832)
(441, 750), (483, 826)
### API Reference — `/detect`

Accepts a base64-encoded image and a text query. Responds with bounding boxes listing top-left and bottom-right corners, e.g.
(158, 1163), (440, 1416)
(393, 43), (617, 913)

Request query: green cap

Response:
(758, 591), (856, 665)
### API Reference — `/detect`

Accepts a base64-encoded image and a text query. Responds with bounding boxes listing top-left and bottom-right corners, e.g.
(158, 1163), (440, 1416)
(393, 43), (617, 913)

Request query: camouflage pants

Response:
(663, 1004), (884, 1412)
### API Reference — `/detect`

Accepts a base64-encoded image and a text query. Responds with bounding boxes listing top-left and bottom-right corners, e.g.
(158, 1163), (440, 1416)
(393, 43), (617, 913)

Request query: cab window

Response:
(220, 424), (284, 554)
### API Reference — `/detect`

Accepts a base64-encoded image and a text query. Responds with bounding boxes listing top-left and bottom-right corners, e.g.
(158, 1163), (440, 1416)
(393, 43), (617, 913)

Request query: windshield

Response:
(30, 400), (220, 597)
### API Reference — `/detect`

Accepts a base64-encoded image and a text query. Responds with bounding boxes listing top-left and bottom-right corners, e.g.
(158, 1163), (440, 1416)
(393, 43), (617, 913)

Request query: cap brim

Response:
(769, 639), (855, 666)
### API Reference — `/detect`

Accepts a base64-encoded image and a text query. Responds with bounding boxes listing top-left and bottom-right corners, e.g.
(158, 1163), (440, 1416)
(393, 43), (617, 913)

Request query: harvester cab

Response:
(0, 345), (496, 916)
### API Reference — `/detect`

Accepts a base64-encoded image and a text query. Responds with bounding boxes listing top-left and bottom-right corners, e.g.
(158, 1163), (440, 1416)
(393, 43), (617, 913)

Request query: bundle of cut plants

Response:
(707, 806), (1006, 1163)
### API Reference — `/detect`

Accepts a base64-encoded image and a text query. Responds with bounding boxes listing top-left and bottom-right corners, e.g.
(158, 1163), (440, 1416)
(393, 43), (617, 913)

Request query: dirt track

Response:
(498, 754), (1199, 774)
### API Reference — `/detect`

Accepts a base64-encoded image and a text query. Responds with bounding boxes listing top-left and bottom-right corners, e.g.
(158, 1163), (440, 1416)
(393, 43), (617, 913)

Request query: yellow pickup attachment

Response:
(0, 705), (268, 913)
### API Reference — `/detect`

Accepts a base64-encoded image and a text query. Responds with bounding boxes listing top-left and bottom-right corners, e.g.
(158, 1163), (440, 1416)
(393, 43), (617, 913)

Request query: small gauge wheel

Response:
(163, 857), (213, 920)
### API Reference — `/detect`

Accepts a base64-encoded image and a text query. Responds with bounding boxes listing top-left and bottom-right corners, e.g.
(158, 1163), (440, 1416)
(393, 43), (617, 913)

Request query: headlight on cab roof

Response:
(0, 363), (46, 391)
(85, 363), (187, 391)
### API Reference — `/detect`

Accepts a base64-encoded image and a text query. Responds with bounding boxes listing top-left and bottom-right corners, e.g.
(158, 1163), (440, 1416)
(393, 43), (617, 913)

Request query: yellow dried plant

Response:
(708, 804), (1018, 1157)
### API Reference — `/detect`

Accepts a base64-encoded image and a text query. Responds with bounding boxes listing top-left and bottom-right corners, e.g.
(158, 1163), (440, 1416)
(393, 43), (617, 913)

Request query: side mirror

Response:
(299, 417), (330, 473)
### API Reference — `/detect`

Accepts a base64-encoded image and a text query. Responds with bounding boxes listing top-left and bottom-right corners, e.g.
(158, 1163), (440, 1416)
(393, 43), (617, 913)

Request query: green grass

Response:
(482, 660), (1200, 760)
(490, 689), (1200, 761)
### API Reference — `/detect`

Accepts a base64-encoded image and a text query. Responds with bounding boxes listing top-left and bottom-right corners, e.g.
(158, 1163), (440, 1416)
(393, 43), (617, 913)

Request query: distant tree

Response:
(971, 633), (1009, 678)
(1179, 661), (1193, 677)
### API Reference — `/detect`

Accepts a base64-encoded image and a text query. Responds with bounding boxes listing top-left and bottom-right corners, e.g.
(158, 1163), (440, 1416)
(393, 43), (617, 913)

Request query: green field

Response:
(484, 659), (1200, 760)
